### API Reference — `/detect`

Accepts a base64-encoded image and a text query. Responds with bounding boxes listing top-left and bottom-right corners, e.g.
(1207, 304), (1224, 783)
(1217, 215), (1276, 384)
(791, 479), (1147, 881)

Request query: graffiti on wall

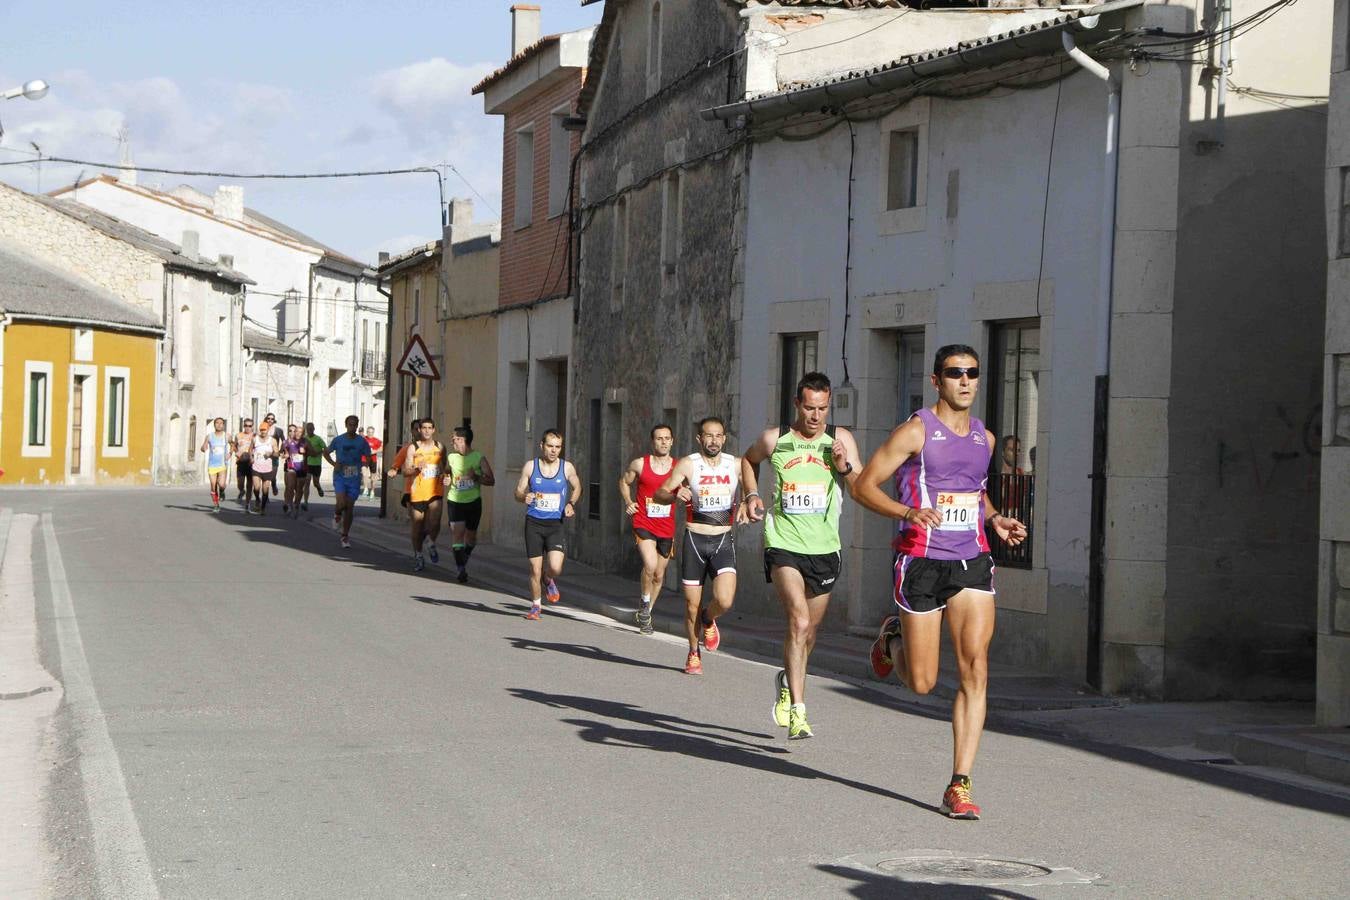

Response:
(1216, 403), (1321, 490)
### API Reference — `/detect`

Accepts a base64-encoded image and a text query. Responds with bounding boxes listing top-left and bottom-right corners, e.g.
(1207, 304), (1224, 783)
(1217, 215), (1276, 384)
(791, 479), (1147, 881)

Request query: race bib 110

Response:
(936, 491), (980, 530)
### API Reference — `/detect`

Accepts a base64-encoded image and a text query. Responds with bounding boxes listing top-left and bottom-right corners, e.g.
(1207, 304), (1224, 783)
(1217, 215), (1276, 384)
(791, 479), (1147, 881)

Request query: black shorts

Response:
(894, 554), (995, 614)
(448, 499), (483, 530)
(680, 530), (736, 586)
(236, 459), (252, 477)
(409, 497), (443, 514)
(308, 460), (323, 478)
(633, 528), (675, 559)
(524, 517), (565, 557)
(764, 547), (841, 598)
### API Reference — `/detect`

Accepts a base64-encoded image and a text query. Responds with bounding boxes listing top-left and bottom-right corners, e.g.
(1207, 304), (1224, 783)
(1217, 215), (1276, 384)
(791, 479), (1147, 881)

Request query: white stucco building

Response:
(707, 0), (1330, 700)
(51, 176), (387, 435)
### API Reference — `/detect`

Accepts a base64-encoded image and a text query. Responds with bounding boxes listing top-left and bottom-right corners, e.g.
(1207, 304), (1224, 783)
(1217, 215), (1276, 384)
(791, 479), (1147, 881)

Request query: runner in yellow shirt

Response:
(400, 418), (447, 571)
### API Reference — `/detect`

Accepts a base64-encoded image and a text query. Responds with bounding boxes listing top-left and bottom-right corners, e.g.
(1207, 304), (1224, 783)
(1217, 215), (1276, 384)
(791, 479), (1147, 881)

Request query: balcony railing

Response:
(989, 472), (1034, 569)
(360, 350), (387, 381)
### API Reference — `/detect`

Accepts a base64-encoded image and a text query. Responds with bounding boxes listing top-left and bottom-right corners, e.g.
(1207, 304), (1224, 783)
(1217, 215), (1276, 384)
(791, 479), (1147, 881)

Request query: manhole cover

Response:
(877, 857), (1052, 881)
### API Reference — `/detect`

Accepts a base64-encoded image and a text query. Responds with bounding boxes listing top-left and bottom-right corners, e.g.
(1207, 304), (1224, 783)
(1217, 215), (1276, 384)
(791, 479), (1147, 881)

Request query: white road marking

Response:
(43, 513), (159, 899)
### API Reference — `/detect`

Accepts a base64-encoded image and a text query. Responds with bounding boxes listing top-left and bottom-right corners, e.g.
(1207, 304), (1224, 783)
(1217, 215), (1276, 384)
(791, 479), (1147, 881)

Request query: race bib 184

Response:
(697, 486), (733, 513)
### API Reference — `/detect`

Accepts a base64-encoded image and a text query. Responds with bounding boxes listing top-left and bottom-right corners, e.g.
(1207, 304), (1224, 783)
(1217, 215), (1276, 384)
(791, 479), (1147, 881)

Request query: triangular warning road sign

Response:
(396, 334), (440, 380)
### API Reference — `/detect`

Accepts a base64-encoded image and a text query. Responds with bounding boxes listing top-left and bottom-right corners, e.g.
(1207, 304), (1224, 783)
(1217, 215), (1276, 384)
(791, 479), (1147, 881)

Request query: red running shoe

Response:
(701, 617), (721, 652)
(684, 650), (703, 675)
(870, 615), (902, 679)
(545, 579), (561, 604)
(941, 777), (981, 820)
(525, 604), (542, 621)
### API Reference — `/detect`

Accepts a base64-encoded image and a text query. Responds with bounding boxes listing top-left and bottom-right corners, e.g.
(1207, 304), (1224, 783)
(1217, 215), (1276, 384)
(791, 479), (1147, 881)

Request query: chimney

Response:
(511, 4), (541, 56)
(117, 137), (137, 186)
(218, 253), (234, 270)
(213, 185), (244, 221)
(378, 251), (390, 266)
(181, 230), (199, 262)
(446, 197), (474, 244)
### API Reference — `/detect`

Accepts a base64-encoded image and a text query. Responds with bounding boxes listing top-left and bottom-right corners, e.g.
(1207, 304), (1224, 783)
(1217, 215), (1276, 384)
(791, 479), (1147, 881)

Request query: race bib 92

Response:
(534, 492), (561, 513)
(936, 491), (980, 530)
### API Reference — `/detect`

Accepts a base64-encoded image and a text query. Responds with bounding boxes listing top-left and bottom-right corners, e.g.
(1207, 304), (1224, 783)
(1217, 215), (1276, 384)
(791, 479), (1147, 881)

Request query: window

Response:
(779, 333), (818, 428)
(217, 316), (229, 387)
(611, 195), (628, 310)
(886, 130), (919, 211)
(878, 99), (929, 235)
(588, 398), (602, 520)
(462, 385), (473, 428)
(188, 416), (198, 462)
(647, 2), (663, 95)
(286, 401), (295, 428)
(548, 110), (571, 218)
(661, 171), (682, 284)
(361, 319), (369, 358)
(438, 272), (450, 319)
(103, 366), (130, 457)
(1340, 167), (1350, 257)
(23, 361), (52, 456)
(176, 304), (194, 382)
(251, 397), (259, 426)
(515, 127), (535, 228)
(412, 277), (420, 327)
(987, 322), (1041, 569)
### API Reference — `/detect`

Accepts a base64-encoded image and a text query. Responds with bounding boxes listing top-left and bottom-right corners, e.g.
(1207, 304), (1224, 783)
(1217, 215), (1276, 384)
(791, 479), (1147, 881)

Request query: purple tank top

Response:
(894, 408), (992, 560)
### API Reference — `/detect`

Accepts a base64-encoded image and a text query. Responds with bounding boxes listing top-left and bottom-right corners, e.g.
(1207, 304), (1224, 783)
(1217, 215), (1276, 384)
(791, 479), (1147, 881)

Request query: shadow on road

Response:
(816, 865), (1037, 899)
(506, 637), (685, 673)
(508, 688), (938, 813)
(412, 596), (525, 617)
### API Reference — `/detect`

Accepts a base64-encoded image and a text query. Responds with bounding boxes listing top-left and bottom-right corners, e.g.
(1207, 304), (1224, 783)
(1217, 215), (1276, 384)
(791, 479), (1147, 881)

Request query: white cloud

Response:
(369, 57), (493, 148)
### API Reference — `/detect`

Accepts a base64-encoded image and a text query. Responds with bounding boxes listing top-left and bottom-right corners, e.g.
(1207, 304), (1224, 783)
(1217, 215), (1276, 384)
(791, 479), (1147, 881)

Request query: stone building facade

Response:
(569, 0), (749, 573)
(1321, 0), (1350, 725)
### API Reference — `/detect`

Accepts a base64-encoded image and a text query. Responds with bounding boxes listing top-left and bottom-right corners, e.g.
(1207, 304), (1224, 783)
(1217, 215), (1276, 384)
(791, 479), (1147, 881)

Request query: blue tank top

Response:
(527, 458), (569, 521)
(207, 433), (229, 468)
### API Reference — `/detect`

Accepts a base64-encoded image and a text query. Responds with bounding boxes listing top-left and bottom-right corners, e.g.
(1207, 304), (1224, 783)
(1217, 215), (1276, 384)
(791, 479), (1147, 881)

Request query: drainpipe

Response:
(1062, 20), (1119, 690)
(376, 273), (394, 520)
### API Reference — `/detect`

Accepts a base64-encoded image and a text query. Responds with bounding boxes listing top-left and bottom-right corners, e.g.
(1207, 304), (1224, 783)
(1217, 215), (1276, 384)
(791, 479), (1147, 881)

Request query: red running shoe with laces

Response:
(684, 650), (703, 675)
(545, 579), (561, 604)
(870, 615), (901, 679)
(941, 777), (981, 820)
(701, 618), (721, 652)
(525, 604), (542, 621)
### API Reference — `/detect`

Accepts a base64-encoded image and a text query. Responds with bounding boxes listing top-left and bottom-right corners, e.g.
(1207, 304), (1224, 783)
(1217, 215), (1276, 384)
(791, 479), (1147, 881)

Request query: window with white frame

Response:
(877, 98), (930, 235)
(23, 360), (53, 456)
(103, 366), (130, 457)
(647, 2), (663, 95)
(217, 316), (228, 387)
(611, 195), (628, 310)
(176, 304), (194, 382)
(548, 109), (570, 218)
(661, 171), (682, 283)
(515, 127), (536, 228)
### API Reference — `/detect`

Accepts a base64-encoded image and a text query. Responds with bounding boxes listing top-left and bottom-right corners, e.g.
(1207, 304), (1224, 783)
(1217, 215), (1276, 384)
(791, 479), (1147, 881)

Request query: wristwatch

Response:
(836, 462), (853, 475)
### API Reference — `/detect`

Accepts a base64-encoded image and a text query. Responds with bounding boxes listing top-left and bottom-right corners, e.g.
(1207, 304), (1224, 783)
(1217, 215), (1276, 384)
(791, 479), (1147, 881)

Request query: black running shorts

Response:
(680, 530), (736, 586)
(633, 527), (675, 559)
(524, 517), (565, 558)
(448, 499), (483, 530)
(764, 547), (841, 598)
(894, 554), (995, 614)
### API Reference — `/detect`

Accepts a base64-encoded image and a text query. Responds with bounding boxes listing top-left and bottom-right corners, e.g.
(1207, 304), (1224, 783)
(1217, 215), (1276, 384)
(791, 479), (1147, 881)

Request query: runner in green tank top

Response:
(445, 426), (495, 583)
(743, 372), (861, 740)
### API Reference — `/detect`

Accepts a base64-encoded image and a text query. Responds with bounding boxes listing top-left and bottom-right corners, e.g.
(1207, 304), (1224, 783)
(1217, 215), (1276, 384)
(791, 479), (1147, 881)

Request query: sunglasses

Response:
(940, 366), (980, 380)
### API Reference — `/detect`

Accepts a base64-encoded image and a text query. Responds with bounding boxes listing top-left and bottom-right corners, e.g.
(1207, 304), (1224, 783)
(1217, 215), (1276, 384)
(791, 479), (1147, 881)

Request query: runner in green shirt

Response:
(743, 372), (861, 740)
(445, 426), (495, 583)
(301, 422), (327, 508)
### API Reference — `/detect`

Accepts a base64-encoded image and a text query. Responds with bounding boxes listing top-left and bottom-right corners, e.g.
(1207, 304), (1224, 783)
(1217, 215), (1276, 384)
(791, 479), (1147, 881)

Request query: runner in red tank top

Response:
(619, 423), (677, 634)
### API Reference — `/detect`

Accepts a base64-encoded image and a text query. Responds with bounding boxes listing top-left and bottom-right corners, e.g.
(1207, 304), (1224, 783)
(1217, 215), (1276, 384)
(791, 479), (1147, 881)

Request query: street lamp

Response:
(2, 80), (49, 101)
(0, 79), (49, 142)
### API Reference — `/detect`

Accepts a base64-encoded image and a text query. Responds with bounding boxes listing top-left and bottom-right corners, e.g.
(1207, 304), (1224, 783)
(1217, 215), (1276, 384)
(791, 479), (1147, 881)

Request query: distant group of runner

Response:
(200, 344), (1024, 820)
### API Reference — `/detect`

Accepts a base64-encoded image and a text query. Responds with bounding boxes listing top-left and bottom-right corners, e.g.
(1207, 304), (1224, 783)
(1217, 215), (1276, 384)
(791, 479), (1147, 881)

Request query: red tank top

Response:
(632, 455), (676, 539)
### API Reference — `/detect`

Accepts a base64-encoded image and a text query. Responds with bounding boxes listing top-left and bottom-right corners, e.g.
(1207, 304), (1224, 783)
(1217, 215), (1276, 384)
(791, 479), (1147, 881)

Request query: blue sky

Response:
(0, 0), (601, 262)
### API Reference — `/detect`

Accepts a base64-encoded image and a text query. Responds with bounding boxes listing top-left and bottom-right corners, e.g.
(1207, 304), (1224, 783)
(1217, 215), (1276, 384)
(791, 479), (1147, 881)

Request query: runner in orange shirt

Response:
(400, 418), (447, 571)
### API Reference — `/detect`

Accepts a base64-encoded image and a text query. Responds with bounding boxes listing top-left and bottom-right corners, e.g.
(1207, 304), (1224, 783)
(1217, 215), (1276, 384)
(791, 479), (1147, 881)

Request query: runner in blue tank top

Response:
(513, 429), (583, 620)
(200, 417), (233, 513)
(852, 344), (1027, 822)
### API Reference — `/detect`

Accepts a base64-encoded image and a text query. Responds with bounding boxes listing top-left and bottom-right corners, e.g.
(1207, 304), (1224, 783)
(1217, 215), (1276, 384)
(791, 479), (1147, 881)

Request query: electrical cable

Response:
(1033, 80), (1063, 319)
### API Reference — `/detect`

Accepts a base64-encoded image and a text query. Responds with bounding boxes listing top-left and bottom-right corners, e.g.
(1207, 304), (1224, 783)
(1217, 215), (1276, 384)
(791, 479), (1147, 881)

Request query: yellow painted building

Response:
(0, 244), (162, 485)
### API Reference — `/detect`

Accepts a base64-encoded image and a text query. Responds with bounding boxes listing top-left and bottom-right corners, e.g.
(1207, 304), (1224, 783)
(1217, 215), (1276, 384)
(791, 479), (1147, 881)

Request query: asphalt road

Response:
(4, 488), (1349, 898)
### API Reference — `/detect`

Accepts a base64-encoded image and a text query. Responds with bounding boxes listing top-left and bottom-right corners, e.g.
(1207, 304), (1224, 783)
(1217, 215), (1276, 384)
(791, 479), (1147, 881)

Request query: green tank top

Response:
(446, 450), (484, 503)
(764, 428), (842, 554)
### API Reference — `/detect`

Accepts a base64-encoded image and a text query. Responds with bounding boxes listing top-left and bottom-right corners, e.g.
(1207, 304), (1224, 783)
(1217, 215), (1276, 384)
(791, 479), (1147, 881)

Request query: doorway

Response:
(68, 365), (96, 482)
(897, 330), (926, 421)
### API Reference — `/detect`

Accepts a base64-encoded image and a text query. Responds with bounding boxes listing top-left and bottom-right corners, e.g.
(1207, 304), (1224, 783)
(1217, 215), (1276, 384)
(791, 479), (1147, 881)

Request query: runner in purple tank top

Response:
(851, 344), (1027, 821)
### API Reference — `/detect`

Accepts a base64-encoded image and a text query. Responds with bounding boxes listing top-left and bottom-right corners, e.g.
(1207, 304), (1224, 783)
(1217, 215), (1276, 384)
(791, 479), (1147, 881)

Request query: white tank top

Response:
(686, 452), (739, 527)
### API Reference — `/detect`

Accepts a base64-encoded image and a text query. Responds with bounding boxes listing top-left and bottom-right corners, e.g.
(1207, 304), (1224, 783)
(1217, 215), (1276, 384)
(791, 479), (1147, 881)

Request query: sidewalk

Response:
(334, 509), (1350, 792)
